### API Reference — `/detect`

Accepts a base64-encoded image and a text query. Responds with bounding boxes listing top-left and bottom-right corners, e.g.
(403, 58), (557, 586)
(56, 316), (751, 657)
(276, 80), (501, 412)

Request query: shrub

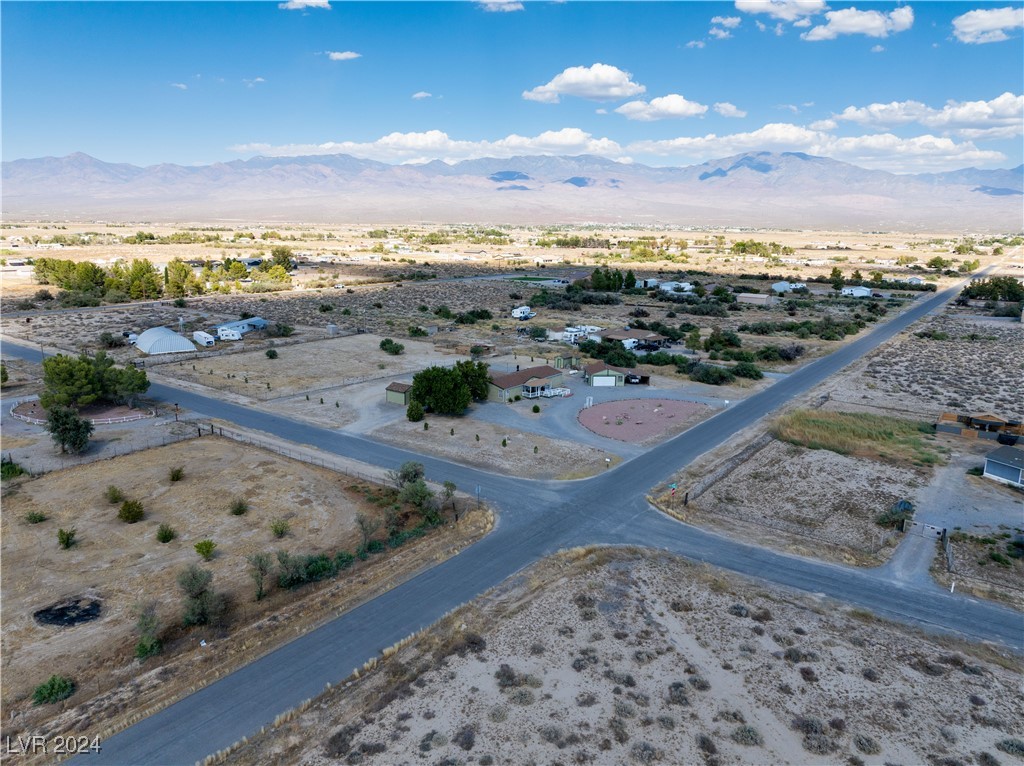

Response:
(119, 499), (145, 523)
(532, 404), (540, 413)
(230, 497), (249, 516)
(406, 400), (424, 422)
(689, 364), (735, 385)
(380, 338), (405, 355)
(156, 524), (176, 543)
(178, 564), (225, 626)
(1, 456), (26, 480)
(996, 739), (1024, 757)
(25, 511), (47, 524)
(318, 303), (334, 312)
(733, 361), (764, 380)
(32, 675), (75, 705)
(853, 734), (881, 754)
(105, 485), (125, 504)
(58, 528), (76, 549)
(194, 539), (217, 560)
(730, 726), (763, 746)
(169, 466), (185, 482)
(265, 348), (279, 359)
(271, 518), (290, 538)
(134, 603), (162, 660)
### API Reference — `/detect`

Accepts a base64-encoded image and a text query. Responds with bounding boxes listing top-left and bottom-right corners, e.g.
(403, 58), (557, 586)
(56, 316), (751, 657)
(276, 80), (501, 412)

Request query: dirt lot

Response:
(1, 437), (492, 751)
(223, 546), (1024, 766)
(156, 334), (457, 400)
(662, 437), (930, 566)
(829, 308), (1023, 419)
(372, 414), (620, 480)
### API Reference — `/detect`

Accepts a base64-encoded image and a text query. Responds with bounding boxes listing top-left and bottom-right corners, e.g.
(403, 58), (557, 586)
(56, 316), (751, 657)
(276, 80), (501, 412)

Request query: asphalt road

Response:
(2, 274), (1017, 765)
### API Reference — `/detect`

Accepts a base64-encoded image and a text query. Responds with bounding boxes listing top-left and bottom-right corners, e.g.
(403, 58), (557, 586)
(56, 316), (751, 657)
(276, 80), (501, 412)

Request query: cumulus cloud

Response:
(802, 6), (914, 40)
(810, 118), (838, 130)
(871, 44), (885, 52)
(686, 40), (707, 48)
(952, 6), (1024, 44)
(711, 15), (742, 27)
(615, 94), (709, 121)
(832, 92), (1023, 138)
(478, 1), (524, 11)
(327, 51), (361, 61)
(170, 83), (188, 90)
(522, 63), (645, 103)
(734, 0), (826, 22)
(243, 77), (266, 88)
(714, 102), (747, 118)
(229, 127), (626, 164)
(412, 91), (432, 100)
(709, 27), (733, 39)
(629, 122), (1005, 172)
(278, 0), (330, 9)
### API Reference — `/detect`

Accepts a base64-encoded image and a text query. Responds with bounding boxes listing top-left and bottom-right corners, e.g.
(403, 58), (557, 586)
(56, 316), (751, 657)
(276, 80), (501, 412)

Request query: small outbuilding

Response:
(983, 445), (1024, 488)
(584, 361), (628, 387)
(551, 354), (581, 370)
(487, 365), (562, 402)
(735, 293), (775, 306)
(385, 382), (412, 405)
(135, 327), (196, 355)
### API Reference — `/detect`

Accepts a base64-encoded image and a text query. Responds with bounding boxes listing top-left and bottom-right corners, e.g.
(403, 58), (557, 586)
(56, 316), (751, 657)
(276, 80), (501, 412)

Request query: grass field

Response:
(771, 409), (946, 466)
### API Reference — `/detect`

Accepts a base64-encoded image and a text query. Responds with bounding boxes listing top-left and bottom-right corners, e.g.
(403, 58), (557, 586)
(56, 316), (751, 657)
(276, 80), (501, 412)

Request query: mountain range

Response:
(3, 151), (1022, 230)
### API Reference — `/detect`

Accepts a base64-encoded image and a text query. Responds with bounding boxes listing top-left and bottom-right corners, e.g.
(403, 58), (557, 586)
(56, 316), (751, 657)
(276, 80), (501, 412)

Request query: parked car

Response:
(625, 374), (641, 384)
(872, 292), (883, 298)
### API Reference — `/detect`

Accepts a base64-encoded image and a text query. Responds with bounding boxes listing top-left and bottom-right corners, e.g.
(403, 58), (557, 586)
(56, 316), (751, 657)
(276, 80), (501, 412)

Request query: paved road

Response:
(3, 273), (1016, 765)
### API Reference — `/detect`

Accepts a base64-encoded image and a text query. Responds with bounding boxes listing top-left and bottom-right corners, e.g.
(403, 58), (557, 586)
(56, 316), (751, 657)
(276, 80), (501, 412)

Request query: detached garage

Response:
(983, 445), (1024, 488)
(585, 361), (627, 386)
(135, 327), (196, 355)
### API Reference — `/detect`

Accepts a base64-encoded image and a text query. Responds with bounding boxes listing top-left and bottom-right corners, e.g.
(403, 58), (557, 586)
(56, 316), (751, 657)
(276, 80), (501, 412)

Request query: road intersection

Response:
(2, 275), (1016, 765)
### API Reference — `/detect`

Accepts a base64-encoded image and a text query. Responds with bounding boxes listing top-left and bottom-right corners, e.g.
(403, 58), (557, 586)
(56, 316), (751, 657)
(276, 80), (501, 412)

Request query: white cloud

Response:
(629, 122), (1006, 172)
(278, 0), (330, 9)
(478, 1), (524, 11)
(952, 6), (1024, 44)
(803, 6), (914, 40)
(615, 94), (709, 121)
(832, 92), (1023, 138)
(734, 0), (826, 22)
(229, 127), (626, 164)
(170, 83), (188, 90)
(709, 27), (733, 39)
(714, 102), (747, 118)
(792, 17), (811, 27)
(778, 103), (801, 114)
(810, 118), (838, 130)
(327, 51), (361, 61)
(243, 77), (266, 88)
(522, 63), (645, 103)
(595, 108), (608, 115)
(412, 91), (432, 100)
(711, 15), (742, 27)
(871, 44), (885, 52)
(686, 40), (707, 48)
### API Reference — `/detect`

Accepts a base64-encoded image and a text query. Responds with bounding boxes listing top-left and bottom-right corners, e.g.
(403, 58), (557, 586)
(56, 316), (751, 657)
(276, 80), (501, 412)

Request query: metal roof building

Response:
(135, 327), (196, 355)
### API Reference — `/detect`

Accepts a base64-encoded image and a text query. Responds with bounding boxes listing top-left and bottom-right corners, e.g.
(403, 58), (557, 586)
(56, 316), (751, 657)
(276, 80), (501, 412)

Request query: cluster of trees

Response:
(408, 360), (490, 418)
(960, 276), (1024, 303)
(581, 267), (637, 292)
(730, 240), (794, 257)
(379, 338), (405, 355)
(738, 316), (866, 341)
(42, 351), (150, 410)
(536, 236), (610, 249)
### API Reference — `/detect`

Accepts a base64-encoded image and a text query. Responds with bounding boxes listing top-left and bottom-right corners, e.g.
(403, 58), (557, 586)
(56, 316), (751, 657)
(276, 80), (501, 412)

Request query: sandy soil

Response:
(0, 437), (489, 745)
(372, 414), (620, 480)
(826, 308), (1023, 420)
(156, 334), (459, 400)
(578, 399), (710, 444)
(223, 547), (1024, 766)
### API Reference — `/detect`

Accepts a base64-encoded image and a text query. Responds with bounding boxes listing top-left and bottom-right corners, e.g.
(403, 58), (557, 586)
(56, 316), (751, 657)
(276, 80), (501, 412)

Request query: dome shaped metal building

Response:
(135, 327), (196, 355)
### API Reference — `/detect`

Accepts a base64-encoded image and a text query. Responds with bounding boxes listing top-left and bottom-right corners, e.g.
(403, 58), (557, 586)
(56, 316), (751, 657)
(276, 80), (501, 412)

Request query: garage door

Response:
(592, 376), (616, 386)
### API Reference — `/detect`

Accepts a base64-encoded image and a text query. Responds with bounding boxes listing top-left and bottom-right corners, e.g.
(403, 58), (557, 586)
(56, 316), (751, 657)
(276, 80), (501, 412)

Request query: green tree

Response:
(829, 266), (844, 291)
(926, 255), (952, 270)
(46, 406), (94, 454)
(226, 261), (249, 280)
(270, 246), (294, 269)
(0, 362), (7, 387)
(355, 512), (381, 550)
(453, 359), (490, 401)
(406, 400), (424, 422)
(133, 602), (162, 660)
(869, 270), (884, 284)
(165, 258), (194, 298)
(262, 264), (291, 282)
(685, 328), (702, 353)
(410, 366), (471, 415)
(387, 461), (425, 489)
(399, 478), (436, 515)
(442, 480), (457, 510)
(247, 553), (273, 601)
(41, 354), (102, 409)
(623, 269), (637, 289)
(177, 564), (225, 626)
(851, 269), (863, 282)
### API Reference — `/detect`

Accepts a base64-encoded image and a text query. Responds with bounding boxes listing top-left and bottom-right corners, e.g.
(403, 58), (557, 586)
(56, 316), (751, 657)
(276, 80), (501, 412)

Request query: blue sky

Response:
(2, 1), (1022, 173)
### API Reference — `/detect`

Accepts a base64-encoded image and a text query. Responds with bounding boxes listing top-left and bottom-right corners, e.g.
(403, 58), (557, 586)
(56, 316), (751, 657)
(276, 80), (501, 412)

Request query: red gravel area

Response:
(577, 398), (710, 443)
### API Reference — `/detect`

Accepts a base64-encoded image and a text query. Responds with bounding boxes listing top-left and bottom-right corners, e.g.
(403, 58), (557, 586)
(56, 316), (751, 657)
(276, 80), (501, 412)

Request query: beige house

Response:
(487, 365), (563, 402)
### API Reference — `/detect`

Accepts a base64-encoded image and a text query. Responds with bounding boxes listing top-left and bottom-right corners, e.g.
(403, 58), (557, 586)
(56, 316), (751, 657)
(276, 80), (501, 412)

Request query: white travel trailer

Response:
(193, 331), (216, 347)
(511, 305), (536, 320)
(217, 327), (243, 341)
